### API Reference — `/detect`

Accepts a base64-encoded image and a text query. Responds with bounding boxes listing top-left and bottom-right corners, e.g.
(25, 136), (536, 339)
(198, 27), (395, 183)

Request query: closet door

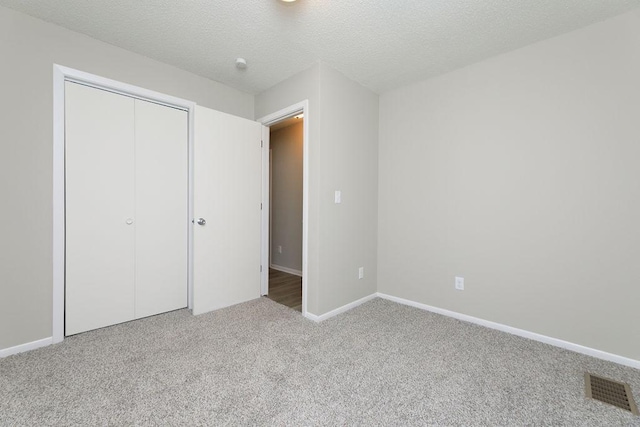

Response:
(65, 82), (136, 335)
(134, 100), (188, 318)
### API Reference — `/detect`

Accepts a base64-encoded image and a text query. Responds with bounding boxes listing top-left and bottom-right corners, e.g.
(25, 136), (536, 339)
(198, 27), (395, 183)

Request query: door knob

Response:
(197, 218), (206, 226)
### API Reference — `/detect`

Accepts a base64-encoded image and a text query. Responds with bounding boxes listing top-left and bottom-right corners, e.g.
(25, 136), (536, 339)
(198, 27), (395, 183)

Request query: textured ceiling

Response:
(1, 0), (639, 94)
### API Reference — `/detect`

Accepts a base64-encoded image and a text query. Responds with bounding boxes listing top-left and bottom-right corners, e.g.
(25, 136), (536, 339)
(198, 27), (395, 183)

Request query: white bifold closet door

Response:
(193, 106), (264, 315)
(134, 99), (188, 319)
(65, 82), (187, 336)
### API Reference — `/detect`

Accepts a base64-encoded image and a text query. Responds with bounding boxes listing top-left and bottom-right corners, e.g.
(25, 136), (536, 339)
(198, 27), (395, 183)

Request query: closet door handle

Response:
(197, 218), (206, 226)
(126, 218), (134, 225)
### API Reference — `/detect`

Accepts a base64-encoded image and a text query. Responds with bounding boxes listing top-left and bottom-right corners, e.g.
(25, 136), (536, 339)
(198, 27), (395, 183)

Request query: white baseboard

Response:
(270, 264), (303, 277)
(305, 293), (377, 322)
(4, 296), (638, 371)
(377, 293), (640, 370)
(0, 337), (53, 358)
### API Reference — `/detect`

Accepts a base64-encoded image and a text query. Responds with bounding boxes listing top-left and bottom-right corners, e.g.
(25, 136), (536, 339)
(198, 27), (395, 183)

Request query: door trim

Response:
(52, 65), (196, 343)
(257, 100), (309, 318)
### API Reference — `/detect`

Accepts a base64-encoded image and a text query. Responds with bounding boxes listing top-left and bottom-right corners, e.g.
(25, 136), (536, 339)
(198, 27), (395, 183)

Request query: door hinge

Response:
(260, 265), (263, 272)
(261, 203), (263, 210)
(261, 140), (263, 148)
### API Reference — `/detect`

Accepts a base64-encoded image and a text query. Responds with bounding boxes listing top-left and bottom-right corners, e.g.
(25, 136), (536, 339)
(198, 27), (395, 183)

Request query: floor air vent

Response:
(585, 373), (638, 415)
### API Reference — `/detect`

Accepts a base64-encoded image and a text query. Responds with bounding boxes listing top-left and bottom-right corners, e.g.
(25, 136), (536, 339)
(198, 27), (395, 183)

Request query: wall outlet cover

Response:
(358, 267), (364, 279)
(455, 276), (464, 290)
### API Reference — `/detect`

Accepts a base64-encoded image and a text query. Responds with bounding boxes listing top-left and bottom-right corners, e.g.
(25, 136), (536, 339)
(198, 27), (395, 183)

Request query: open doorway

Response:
(258, 101), (309, 316)
(266, 114), (303, 311)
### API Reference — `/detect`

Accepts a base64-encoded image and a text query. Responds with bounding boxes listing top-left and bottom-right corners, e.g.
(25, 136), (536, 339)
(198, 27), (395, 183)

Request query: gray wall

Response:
(316, 65), (379, 314)
(378, 9), (640, 360)
(256, 63), (379, 316)
(270, 122), (303, 272)
(0, 6), (254, 350)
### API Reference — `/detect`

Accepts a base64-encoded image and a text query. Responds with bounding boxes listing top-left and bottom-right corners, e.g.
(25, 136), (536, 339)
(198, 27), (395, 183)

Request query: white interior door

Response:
(193, 106), (263, 315)
(65, 82), (136, 335)
(134, 99), (188, 318)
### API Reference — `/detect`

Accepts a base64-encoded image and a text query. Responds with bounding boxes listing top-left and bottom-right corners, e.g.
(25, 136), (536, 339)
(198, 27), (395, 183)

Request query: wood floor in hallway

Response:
(267, 268), (302, 312)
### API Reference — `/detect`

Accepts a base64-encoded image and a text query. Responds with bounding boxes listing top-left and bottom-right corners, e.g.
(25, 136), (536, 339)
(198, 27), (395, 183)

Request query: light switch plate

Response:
(334, 190), (341, 204)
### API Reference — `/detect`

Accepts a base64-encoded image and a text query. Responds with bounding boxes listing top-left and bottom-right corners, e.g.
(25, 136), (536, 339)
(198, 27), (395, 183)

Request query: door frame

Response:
(257, 101), (309, 317)
(52, 65), (196, 343)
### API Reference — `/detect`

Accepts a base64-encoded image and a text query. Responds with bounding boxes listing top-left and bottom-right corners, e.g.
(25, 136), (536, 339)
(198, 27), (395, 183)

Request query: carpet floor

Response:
(1, 298), (639, 426)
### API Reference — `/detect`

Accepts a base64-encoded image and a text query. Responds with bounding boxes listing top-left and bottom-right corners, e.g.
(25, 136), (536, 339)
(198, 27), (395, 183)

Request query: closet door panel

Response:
(65, 82), (136, 335)
(134, 100), (188, 318)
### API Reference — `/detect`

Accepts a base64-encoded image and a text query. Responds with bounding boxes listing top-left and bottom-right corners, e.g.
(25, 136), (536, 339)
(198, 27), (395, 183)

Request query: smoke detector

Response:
(235, 58), (247, 70)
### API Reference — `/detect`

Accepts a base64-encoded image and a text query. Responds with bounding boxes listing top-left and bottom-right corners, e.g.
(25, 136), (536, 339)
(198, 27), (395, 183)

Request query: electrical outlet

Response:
(358, 267), (364, 279)
(334, 190), (341, 204)
(277, 245), (282, 254)
(455, 276), (464, 291)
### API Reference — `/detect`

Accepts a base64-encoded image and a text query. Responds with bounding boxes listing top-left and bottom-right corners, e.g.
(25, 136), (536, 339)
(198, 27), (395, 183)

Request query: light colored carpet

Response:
(1, 297), (639, 426)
